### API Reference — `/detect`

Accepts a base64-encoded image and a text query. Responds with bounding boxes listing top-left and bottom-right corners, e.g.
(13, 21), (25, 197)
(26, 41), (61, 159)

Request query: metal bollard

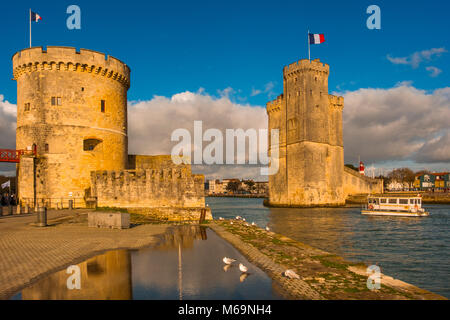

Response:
(69, 200), (73, 210)
(36, 207), (47, 227)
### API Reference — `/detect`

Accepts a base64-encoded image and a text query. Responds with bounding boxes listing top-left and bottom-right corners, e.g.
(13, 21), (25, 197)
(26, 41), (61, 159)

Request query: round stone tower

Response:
(12, 46), (130, 208)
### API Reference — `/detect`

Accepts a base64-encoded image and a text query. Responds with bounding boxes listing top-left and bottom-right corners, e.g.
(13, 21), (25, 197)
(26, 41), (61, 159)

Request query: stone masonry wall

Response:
(343, 166), (384, 197)
(14, 46), (130, 208)
(91, 168), (206, 209)
(267, 59), (345, 207)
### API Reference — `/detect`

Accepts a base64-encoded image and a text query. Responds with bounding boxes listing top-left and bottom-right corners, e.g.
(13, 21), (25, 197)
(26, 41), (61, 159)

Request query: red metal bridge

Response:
(0, 148), (36, 163)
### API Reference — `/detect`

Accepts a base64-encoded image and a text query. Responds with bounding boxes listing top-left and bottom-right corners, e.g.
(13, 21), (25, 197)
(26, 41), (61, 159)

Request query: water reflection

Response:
(131, 226), (281, 300)
(13, 225), (282, 300)
(20, 250), (132, 300)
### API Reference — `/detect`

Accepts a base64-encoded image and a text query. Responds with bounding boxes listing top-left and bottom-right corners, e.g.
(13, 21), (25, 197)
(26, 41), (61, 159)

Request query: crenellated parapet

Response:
(328, 94), (344, 110)
(283, 58), (329, 79)
(91, 169), (206, 209)
(12, 46), (130, 89)
(266, 94), (284, 114)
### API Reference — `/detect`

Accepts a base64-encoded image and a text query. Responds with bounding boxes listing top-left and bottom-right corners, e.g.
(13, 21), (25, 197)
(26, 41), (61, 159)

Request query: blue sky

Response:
(0, 0), (448, 105)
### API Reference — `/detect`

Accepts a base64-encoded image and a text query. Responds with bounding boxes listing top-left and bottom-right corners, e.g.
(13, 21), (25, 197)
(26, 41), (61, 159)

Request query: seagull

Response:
(239, 273), (249, 282)
(251, 222), (256, 226)
(245, 223), (250, 227)
(223, 257), (236, 265)
(239, 263), (248, 273)
(242, 218), (246, 222)
(230, 221), (233, 225)
(219, 217), (224, 220)
(284, 269), (300, 279)
(235, 216), (241, 220)
(265, 226), (270, 231)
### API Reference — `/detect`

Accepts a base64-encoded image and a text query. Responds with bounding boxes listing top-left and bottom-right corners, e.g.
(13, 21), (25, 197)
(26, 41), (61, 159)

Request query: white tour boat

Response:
(361, 194), (429, 217)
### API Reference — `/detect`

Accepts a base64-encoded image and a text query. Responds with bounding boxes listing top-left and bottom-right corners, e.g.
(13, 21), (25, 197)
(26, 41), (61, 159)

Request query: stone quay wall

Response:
(343, 166), (384, 198)
(91, 168), (206, 210)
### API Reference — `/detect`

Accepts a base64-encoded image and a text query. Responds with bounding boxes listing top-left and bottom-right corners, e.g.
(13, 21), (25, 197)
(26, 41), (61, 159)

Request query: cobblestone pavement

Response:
(0, 210), (168, 299)
(209, 223), (324, 300)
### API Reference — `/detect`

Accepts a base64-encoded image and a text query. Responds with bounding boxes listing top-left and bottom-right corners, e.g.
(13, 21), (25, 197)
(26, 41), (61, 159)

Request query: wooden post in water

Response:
(199, 208), (206, 224)
(178, 242), (183, 300)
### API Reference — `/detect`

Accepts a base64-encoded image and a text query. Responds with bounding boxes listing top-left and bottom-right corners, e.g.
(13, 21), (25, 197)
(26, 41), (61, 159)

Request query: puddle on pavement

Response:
(11, 226), (284, 300)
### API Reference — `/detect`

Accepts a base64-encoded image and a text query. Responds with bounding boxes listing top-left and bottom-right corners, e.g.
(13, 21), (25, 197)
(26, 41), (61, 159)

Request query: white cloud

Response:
(394, 80), (413, 87)
(0, 94), (17, 148)
(250, 88), (262, 96)
(250, 81), (276, 99)
(387, 47), (446, 68)
(342, 85), (450, 165)
(128, 90), (268, 180)
(426, 66), (442, 77)
(0, 95), (17, 176)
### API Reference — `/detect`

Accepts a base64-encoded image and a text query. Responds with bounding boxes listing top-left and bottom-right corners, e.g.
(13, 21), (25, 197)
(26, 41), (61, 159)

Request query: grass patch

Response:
(312, 255), (349, 270)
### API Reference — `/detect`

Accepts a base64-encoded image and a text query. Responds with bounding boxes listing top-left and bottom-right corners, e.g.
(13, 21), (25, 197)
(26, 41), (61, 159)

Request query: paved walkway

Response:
(0, 210), (168, 299)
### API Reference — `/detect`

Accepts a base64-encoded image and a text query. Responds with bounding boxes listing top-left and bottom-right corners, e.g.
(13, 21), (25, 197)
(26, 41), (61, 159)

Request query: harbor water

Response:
(206, 197), (450, 298)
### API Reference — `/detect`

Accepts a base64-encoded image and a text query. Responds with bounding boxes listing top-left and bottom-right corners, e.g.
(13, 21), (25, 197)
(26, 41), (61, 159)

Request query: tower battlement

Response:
(266, 94), (284, 114)
(12, 46), (130, 89)
(328, 94), (344, 109)
(283, 58), (329, 78)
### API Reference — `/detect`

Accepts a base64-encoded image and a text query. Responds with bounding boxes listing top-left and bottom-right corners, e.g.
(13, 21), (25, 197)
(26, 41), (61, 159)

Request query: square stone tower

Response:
(266, 59), (345, 207)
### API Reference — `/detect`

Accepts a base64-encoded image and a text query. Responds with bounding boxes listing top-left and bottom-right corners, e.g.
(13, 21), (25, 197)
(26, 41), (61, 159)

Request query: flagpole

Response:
(29, 9), (31, 48)
(307, 29), (310, 60)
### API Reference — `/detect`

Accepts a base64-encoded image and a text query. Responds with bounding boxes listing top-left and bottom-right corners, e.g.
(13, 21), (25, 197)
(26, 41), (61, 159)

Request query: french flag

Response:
(309, 33), (325, 45)
(30, 11), (42, 22)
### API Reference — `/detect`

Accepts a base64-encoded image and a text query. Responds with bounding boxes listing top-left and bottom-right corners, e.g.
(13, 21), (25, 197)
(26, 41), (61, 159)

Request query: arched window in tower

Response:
(44, 143), (49, 153)
(101, 100), (106, 113)
(83, 139), (103, 152)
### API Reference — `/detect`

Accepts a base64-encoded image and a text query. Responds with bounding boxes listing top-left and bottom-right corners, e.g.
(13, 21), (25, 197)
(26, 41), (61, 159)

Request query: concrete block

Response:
(88, 212), (130, 229)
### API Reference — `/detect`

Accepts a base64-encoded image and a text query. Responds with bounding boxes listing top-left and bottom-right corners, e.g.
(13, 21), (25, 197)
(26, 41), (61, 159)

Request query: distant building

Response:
(386, 180), (410, 192)
(206, 179), (268, 196)
(414, 173), (450, 191)
(208, 179), (227, 195)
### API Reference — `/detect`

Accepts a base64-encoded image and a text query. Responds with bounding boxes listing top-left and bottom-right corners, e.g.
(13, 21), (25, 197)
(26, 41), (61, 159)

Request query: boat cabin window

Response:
(388, 198), (398, 204)
(410, 199), (415, 204)
(380, 198), (387, 204)
(418, 199), (421, 205)
(399, 199), (408, 204)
